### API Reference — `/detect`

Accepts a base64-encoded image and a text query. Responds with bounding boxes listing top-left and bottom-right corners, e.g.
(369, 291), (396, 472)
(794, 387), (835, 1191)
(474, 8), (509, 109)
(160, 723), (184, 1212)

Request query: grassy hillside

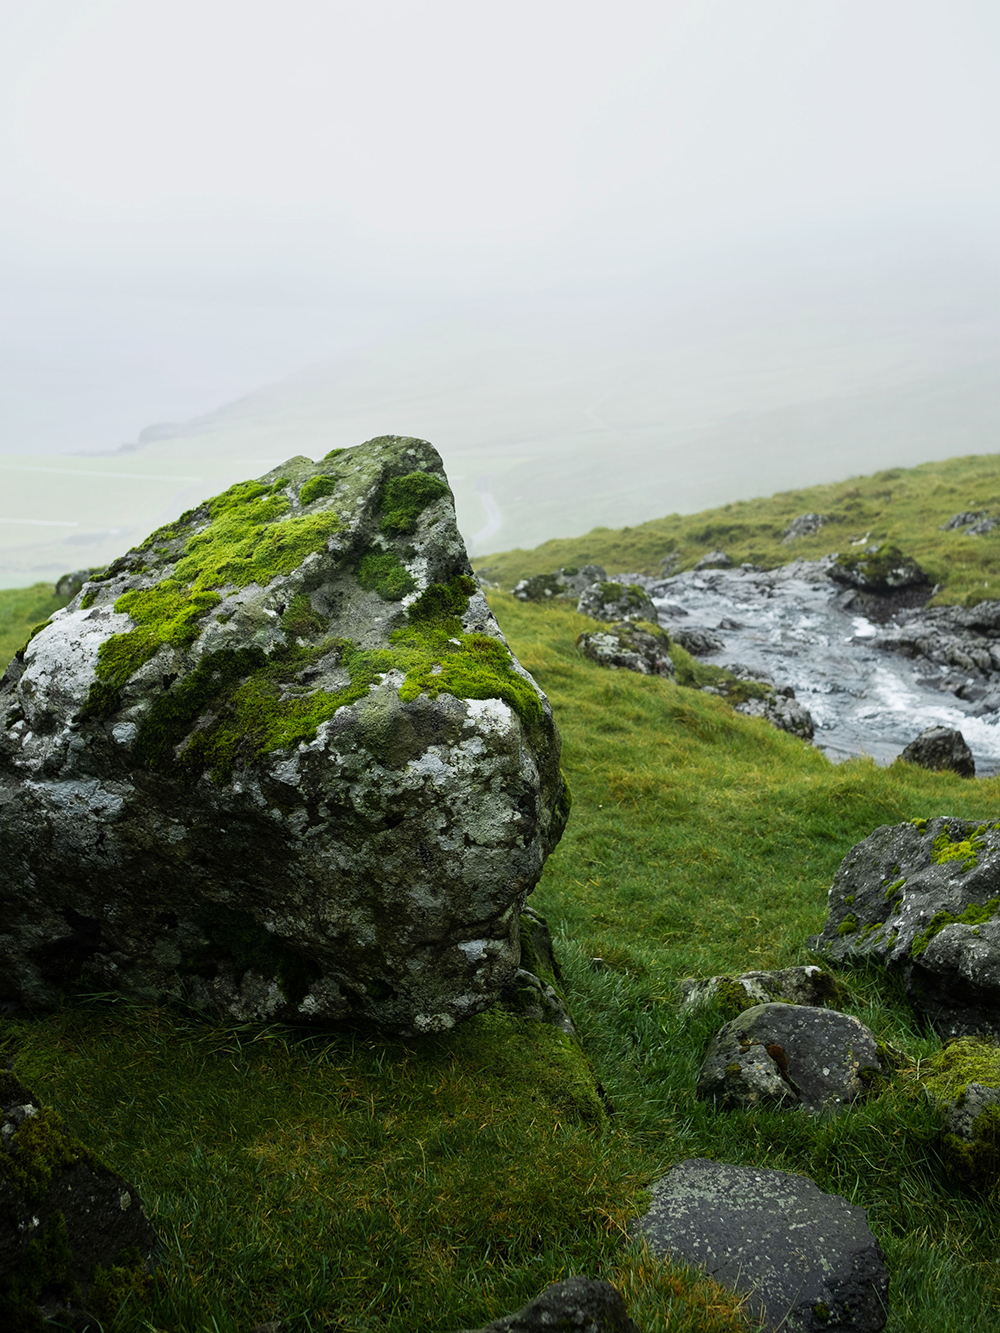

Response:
(474, 451), (1000, 606)
(3, 585), (1000, 1328)
(0, 581), (72, 669)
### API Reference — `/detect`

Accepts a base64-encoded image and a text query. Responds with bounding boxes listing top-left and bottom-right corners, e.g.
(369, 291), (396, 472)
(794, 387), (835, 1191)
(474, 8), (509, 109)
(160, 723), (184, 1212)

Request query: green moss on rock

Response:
(911, 898), (1000, 958)
(357, 551), (417, 601)
(380, 470), (450, 535)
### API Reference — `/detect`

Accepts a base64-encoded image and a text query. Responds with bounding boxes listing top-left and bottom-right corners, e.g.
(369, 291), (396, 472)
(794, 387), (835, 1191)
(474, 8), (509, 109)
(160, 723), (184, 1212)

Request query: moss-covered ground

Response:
(474, 451), (1000, 607)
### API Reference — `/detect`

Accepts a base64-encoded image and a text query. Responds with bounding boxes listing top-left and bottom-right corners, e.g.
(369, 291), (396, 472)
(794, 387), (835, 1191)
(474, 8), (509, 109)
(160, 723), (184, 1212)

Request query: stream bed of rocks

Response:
(629, 559), (1000, 776)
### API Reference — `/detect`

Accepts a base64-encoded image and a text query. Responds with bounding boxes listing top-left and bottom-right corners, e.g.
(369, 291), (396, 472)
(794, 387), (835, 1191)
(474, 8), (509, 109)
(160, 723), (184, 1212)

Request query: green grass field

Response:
(473, 451), (1000, 607)
(3, 455), (1000, 1330)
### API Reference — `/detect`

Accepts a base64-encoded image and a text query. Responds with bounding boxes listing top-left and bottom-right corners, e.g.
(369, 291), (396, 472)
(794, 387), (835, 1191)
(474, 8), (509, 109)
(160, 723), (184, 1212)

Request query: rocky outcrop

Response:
(666, 625), (725, 656)
(783, 513), (826, 543)
(829, 544), (928, 594)
(0, 1070), (159, 1329)
(733, 693), (815, 741)
(874, 599), (1000, 678)
(810, 817), (1000, 1039)
(940, 511), (999, 535)
(577, 581), (657, 623)
(679, 965), (842, 1016)
(575, 622), (675, 678)
(457, 1277), (639, 1333)
(632, 1159), (888, 1333)
(900, 727), (975, 778)
(693, 549), (731, 570)
(0, 436), (569, 1036)
(697, 1003), (887, 1113)
(512, 565), (606, 602)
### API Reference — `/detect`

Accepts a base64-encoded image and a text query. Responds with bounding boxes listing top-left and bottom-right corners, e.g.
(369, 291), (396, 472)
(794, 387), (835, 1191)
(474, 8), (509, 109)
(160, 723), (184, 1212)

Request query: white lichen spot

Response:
(119, 1191), (132, 1210)
(463, 696), (514, 736)
(112, 722), (137, 746)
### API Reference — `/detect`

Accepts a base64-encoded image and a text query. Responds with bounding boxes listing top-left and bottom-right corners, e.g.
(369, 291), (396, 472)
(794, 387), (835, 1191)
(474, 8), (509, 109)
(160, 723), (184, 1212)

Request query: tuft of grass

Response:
(474, 452), (1000, 606)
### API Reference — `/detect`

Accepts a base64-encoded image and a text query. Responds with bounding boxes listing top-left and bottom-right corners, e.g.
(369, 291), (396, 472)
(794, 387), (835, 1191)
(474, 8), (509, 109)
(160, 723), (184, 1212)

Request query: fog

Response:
(2, 1), (999, 580)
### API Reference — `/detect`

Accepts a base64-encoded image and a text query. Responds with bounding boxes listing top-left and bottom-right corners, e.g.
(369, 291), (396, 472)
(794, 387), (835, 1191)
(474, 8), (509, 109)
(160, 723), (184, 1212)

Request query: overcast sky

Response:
(2, 0), (1000, 459)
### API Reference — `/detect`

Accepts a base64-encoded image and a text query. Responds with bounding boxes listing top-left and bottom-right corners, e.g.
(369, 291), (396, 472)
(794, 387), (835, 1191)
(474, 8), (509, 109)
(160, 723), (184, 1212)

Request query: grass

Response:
(4, 455), (1000, 1327)
(0, 582), (71, 669)
(473, 451), (1000, 606)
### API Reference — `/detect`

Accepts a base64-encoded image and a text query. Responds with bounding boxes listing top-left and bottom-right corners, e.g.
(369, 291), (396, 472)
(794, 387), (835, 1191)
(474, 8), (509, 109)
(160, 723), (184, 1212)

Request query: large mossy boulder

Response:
(810, 817), (1000, 1039)
(0, 436), (569, 1035)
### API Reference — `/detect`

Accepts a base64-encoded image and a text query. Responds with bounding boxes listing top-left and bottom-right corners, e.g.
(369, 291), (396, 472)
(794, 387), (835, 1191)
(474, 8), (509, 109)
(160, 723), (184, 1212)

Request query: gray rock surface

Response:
(457, 1276), (639, 1333)
(512, 565), (606, 602)
(0, 1071), (159, 1328)
(667, 625), (725, 656)
(810, 817), (1000, 1039)
(783, 513), (827, 542)
(694, 549), (732, 570)
(0, 436), (568, 1035)
(875, 599), (1000, 678)
(900, 726), (975, 778)
(828, 544), (928, 594)
(577, 581), (657, 623)
(575, 622), (675, 678)
(679, 965), (842, 1015)
(697, 1003), (885, 1113)
(940, 510), (991, 532)
(632, 1159), (888, 1332)
(734, 693), (816, 740)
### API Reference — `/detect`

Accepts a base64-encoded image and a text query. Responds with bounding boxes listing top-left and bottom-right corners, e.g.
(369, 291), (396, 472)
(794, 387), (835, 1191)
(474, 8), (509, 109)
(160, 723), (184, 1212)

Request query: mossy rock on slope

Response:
(829, 543), (929, 592)
(0, 1071), (159, 1330)
(0, 436), (569, 1036)
(916, 1038), (1000, 1198)
(810, 817), (1000, 1040)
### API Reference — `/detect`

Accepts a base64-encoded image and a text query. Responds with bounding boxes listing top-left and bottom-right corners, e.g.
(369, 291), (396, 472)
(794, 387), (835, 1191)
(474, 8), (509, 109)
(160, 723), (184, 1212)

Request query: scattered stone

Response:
(577, 580), (657, 623)
(0, 436), (569, 1036)
(0, 1071), (159, 1329)
(512, 565), (607, 602)
(829, 543), (929, 594)
(940, 511), (989, 531)
(900, 727), (975, 778)
(631, 1159), (888, 1333)
(697, 1003), (886, 1113)
(679, 965), (843, 1016)
(809, 816), (1000, 1039)
(916, 1037), (1000, 1197)
(734, 694), (815, 741)
(667, 625), (725, 656)
(694, 549), (732, 570)
(501, 907), (577, 1037)
(457, 1276), (639, 1333)
(967, 517), (1000, 536)
(575, 622), (675, 678)
(660, 553), (681, 575)
(782, 513), (827, 543)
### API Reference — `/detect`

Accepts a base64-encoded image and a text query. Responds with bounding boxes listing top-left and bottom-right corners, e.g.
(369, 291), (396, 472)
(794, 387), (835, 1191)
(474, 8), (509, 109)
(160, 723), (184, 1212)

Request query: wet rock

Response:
(679, 965), (843, 1016)
(577, 581), (657, 622)
(0, 436), (569, 1036)
(457, 1276), (639, 1333)
(900, 726), (975, 778)
(875, 600), (1000, 678)
(512, 565), (606, 602)
(575, 622), (675, 677)
(697, 1003), (886, 1113)
(694, 549), (732, 570)
(829, 543), (929, 594)
(734, 693), (815, 740)
(783, 513), (827, 543)
(667, 625), (725, 656)
(810, 817), (1000, 1039)
(631, 1159), (888, 1333)
(0, 1071), (159, 1329)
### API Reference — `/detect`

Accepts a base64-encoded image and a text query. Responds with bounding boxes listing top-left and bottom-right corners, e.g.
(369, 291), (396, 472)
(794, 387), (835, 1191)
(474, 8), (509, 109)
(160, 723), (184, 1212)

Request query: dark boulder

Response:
(631, 1159), (888, 1332)
(917, 1037), (1000, 1198)
(697, 1003), (886, 1113)
(575, 622), (675, 678)
(810, 817), (1000, 1039)
(829, 543), (928, 593)
(457, 1276), (639, 1333)
(874, 599), (1000, 678)
(0, 1071), (159, 1330)
(694, 549), (731, 570)
(900, 727), (975, 778)
(667, 625), (725, 656)
(679, 965), (843, 1016)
